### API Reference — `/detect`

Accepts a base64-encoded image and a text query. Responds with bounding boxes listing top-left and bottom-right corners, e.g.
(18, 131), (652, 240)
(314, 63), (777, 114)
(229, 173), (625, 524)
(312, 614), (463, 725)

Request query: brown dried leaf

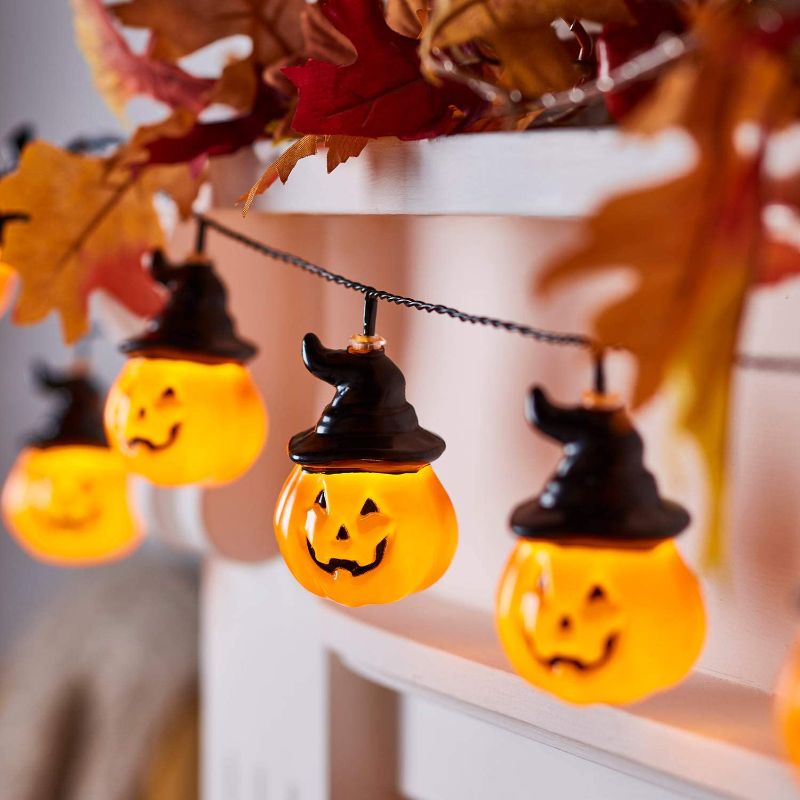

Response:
(239, 135), (320, 213)
(421, 0), (633, 97)
(326, 136), (370, 172)
(111, 0), (306, 66)
(239, 134), (372, 212)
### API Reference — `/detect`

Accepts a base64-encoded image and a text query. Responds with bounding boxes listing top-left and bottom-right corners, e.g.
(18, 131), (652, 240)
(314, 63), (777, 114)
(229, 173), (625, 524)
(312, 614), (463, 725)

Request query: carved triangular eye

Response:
(161, 387), (176, 399)
(587, 585), (606, 602)
(315, 490), (327, 510)
(360, 498), (378, 516)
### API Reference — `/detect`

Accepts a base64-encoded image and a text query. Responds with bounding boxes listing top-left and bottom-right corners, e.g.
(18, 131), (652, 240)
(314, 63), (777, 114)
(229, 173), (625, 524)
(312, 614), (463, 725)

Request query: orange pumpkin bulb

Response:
(775, 629), (800, 771)
(3, 445), (140, 565)
(104, 252), (266, 487)
(0, 260), (16, 316)
(0, 213), (24, 316)
(2, 365), (141, 565)
(274, 332), (457, 607)
(275, 463), (457, 607)
(105, 356), (266, 487)
(497, 540), (704, 705)
(496, 386), (705, 705)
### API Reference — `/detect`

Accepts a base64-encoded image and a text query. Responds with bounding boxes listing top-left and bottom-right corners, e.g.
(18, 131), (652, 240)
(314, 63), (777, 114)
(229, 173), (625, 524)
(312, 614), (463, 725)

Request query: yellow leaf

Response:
(0, 142), (202, 342)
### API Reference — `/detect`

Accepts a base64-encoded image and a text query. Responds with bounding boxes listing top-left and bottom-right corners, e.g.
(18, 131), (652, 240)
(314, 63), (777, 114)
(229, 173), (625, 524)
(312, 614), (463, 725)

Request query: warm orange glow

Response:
(104, 356), (267, 487)
(1, 445), (141, 565)
(496, 540), (705, 705)
(274, 464), (458, 606)
(0, 261), (16, 315)
(775, 632), (800, 770)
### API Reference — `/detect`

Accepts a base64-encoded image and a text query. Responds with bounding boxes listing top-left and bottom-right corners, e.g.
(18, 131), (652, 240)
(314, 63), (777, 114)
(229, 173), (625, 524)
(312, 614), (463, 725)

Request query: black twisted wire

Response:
(195, 214), (800, 375)
(196, 214), (594, 349)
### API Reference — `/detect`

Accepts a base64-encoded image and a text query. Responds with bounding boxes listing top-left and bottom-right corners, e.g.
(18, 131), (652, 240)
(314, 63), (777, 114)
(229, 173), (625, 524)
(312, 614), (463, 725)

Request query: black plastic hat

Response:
(120, 251), (257, 364)
(510, 387), (690, 548)
(27, 364), (108, 449)
(288, 333), (445, 468)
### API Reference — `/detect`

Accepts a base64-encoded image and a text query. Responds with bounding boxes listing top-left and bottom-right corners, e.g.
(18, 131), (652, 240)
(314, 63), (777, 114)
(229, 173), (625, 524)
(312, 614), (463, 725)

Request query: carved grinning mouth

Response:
(35, 509), (101, 531)
(526, 632), (619, 672)
(127, 423), (181, 452)
(306, 537), (388, 577)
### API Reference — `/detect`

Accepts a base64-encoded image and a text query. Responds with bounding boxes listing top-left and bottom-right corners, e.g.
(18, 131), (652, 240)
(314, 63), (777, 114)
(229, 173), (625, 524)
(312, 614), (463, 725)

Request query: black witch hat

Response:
(510, 387), (690, 548)
(288, 333), (445, 468)
(27, 363), (108, 449)
(120, 251), (257, 364)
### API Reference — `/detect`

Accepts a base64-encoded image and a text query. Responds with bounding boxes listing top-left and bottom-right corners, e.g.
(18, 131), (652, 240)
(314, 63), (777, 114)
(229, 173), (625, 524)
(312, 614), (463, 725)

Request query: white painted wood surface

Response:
(210, 129), (693, 218)
(201, 133), (800, 799)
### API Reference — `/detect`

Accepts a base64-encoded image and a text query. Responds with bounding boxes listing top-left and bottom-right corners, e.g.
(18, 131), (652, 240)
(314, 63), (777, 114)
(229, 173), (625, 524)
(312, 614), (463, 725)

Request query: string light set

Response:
(3, 213), (800, 708)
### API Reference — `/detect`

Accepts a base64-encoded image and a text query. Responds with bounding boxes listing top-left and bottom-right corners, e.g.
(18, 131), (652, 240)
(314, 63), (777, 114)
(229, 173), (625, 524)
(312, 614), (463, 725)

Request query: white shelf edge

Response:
(209, 129), (694, 219)
(318, 589), (797, 799)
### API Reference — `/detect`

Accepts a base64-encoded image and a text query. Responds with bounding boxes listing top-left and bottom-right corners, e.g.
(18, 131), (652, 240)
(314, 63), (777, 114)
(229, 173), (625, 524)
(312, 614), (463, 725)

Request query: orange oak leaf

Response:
(240, 134), (369, 213)
(540, 9), (799, 563)
(111, 0), (306, 67)
(72, 0), (214, 121)
(0, 142), (203, 343)
(420, 0), (633, 98)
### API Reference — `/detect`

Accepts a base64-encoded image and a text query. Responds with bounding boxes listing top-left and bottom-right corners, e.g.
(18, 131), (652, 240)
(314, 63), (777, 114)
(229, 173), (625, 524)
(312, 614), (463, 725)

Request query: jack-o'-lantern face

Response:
(274, 464), (458, 607)
(1, 445), (141, 565)
(496, 540), (705, 705)
(105, 356), (267, 487)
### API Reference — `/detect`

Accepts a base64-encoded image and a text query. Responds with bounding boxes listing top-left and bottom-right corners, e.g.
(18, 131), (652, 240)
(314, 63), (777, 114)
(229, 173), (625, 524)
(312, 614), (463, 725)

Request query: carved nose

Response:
(137, 407), (147, 420)
(336, 525), (349, 541)
(559, 615), (572, 632)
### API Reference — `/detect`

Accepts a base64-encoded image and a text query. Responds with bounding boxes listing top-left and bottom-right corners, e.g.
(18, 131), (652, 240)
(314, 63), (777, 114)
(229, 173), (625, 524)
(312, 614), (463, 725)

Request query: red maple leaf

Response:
(283, 0), (480, 139)
(141, 82), (288, 166)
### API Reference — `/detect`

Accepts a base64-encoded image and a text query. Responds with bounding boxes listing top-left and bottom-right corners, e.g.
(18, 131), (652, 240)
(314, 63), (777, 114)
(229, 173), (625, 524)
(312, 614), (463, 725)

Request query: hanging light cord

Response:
(194, 213), (800, 376)
(195, 214), (592, 348)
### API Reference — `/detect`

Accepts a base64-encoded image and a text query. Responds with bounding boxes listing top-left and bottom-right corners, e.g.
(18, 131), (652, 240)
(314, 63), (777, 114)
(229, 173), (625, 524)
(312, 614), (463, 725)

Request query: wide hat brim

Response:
(119, 335), (257, 365)
(289, 427), (445, 467)
(510, 497), (691, 548)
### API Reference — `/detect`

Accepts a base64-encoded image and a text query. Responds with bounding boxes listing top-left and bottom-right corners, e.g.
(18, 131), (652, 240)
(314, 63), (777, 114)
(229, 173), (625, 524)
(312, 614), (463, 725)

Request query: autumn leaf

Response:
(283, 0), (481, 139)
(111, 0), (306, 67)
(125, 77), (287, 169)
(539, 9), (799, 563)
(239, 134), (370, 212)
(421, 0), (633, 99)
(72, 0), (214, 121)
(387, 0), (431, 38)
(0, 142), (203, 342)
(597, 0), (686, 120)
(300, 2), (357, 66)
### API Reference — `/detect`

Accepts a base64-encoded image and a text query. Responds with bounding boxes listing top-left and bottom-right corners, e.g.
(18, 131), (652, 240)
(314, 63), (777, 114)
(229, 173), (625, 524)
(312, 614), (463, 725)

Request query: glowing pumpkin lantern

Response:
(496, 387), (705, 705)
(274, 332), (457, 607)
(2, 365), (141, 565)
(0, 212), (25, 316)
(105, 252), (267, 487)
(775, 630), (800, 771)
